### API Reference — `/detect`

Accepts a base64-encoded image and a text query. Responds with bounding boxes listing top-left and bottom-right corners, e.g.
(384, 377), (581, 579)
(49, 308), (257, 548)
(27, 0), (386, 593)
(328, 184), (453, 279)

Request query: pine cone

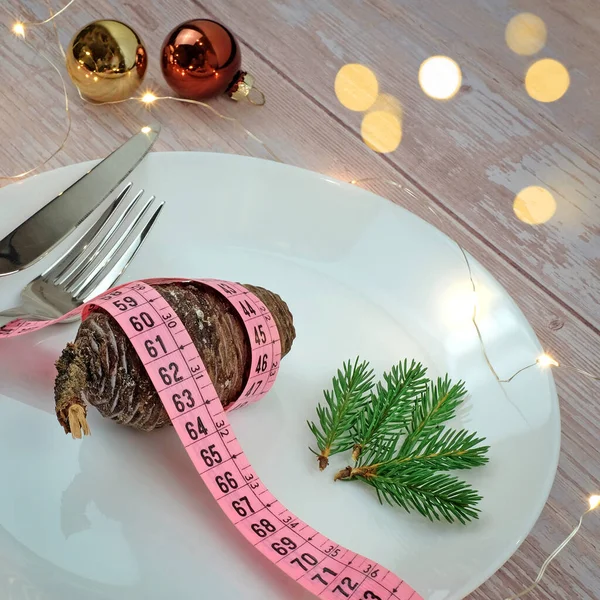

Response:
(54, 282), (295, 438)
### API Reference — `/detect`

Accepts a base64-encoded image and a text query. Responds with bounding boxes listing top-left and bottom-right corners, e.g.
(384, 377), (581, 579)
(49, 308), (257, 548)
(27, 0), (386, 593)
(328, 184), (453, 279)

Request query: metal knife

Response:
(0, 124), (160, 277)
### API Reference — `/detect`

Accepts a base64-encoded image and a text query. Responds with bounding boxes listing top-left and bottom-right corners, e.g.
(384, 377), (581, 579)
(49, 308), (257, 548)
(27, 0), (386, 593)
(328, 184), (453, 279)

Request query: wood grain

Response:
(1, 0), (599, 598)
(192, 0), (600, 330)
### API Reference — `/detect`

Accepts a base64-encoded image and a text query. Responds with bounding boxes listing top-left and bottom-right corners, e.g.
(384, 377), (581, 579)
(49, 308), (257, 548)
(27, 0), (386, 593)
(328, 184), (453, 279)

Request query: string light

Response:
(537, 353), (559, 368)
(504, 495), (600, 599)
(0, 36), (71, 180)
(141, 92), (158, 105)
(2, 0), (280, 180)
(350, 178), (599, 385)
(349, 177), (404, 189)
(5, 3), (600, 595)
(2, 19), (281, 179)
(445, 221), (598, 384)
(351, 176), (600, 598)
(12, 22), (25, 37)
(2, 1), (75, 179)
(12, 0), (78, 35)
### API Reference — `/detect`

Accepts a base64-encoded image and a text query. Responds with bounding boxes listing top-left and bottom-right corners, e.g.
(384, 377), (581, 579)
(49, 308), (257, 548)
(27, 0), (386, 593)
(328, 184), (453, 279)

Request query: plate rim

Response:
(0, 151), (562, 599)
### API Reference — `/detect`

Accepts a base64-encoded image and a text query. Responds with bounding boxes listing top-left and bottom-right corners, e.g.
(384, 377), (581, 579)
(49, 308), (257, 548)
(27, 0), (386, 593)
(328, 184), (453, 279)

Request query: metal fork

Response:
(0, 184), (164, 324)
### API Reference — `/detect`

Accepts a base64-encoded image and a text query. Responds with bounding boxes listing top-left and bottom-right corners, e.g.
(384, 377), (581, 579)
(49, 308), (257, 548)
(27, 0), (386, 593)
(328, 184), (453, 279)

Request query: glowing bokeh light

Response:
(525, 59), (570, 103)
(368, 93), (403, 117)
(418, 56), (462, 100)
(12, 22), (25, 37)
(141, 92), (157, 104)
(334, 64), (379, 112)
(537, 353), (559, 368)
(589, 495), (600, 510)
(513, 185), (557, 225)
(141, 126), (152, 134)
(505, 13), (547, 56)
(361, 111), (402, 153)
(440, 281), (486, 329)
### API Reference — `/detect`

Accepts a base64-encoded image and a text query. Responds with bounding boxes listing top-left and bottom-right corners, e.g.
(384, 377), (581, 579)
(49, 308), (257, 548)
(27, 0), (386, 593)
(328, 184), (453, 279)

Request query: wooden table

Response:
(2, 1), (599, 598)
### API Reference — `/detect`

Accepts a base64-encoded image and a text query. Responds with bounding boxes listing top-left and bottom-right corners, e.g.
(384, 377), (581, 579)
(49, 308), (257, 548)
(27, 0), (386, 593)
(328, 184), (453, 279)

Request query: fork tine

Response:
(55, 187), (144, 286)
(69, 195), (157, 298)
(78, 201), (164, 302)
(43, 182), (133, 281)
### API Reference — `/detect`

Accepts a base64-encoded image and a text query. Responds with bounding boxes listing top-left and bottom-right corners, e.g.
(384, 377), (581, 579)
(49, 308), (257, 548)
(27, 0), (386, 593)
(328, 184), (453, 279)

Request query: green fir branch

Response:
(351, 360), (428, 461)
(399, 376), (468, 456)
(314, 360), (490, 524)
(307, 358), (375, 470)
(353, 468), (483, 524)
(335, 427), (488, 523)
(389, 428), (490, 471)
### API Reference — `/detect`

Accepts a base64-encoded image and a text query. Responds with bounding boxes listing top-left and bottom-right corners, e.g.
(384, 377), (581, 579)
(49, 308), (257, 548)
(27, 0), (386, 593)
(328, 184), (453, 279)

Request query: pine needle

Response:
(399, 375), (468, 456)
(391, 428), (490, 471)
(351, 359), (428, 461)
(356, 468), (483, 524)
(307, 358), (375, 469)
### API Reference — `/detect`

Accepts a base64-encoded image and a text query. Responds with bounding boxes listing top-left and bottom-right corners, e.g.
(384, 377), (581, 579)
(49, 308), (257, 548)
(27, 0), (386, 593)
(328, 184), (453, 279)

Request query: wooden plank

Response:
(190, 0), (600, 330)
(1, 1), (599, 598)
(401, 0), (600, 155)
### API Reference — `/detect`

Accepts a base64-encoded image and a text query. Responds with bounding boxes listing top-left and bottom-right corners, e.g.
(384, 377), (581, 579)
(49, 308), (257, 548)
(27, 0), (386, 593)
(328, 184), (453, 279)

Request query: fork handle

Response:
(0, 307), (41, 329)
(0, 307), (80, 327)
(0, 306), (31, 320)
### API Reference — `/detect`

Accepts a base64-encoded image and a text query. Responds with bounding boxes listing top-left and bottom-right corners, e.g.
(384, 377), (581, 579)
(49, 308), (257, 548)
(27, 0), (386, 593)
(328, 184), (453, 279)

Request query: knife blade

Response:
(0, 125), (160, 277)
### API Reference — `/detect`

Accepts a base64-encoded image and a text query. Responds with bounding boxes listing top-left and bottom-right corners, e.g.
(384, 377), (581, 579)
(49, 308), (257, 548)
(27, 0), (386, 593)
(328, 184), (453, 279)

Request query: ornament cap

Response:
(228, 72), (265, 105)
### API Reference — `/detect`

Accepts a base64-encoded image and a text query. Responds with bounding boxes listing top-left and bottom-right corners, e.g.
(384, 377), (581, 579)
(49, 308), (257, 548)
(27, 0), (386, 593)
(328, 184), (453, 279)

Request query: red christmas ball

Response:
(161, 19), (244, 100)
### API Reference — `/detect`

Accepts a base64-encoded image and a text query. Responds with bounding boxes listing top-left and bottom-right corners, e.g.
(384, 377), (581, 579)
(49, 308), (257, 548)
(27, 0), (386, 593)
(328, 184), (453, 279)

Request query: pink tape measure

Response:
(0, 278), (423, 600)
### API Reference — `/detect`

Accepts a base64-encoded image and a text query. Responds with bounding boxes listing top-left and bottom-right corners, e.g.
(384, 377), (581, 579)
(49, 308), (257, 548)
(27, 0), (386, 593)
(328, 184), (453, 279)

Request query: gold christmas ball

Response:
(66, 20), (147, 102)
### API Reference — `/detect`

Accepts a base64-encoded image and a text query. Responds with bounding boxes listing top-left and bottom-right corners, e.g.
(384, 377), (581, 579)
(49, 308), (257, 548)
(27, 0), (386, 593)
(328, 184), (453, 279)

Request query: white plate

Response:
(0, 153), (559, 600)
